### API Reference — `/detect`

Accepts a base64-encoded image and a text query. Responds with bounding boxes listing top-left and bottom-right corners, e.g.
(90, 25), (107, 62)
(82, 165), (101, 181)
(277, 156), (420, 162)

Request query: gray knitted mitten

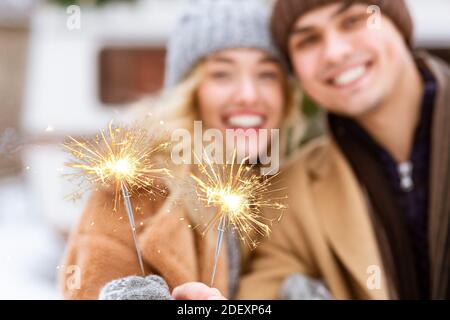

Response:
(99, 275), (173, 300)
(281, 273), (333, 300)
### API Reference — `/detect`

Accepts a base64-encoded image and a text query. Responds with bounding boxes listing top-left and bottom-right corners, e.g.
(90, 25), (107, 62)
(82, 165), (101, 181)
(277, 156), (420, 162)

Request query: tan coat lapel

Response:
(308, 140), (389, 299)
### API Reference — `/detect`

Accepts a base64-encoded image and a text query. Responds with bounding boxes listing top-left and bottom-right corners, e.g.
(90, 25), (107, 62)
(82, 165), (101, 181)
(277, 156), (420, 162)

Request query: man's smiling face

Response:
(288, 2), (411, 117)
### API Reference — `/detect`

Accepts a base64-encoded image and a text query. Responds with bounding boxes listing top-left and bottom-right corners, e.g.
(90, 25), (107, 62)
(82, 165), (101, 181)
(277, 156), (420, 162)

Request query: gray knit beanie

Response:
(164, 0), (285, 89)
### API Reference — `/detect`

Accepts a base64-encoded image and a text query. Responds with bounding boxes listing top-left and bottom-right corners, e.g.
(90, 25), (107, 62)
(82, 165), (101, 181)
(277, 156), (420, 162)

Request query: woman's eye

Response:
(210, 71), (231, 80)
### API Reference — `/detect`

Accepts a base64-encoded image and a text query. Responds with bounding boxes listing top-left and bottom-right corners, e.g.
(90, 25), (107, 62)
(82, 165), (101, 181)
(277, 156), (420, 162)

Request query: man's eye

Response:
(341, 14), (367, 30)
(294, 35), (320, 49)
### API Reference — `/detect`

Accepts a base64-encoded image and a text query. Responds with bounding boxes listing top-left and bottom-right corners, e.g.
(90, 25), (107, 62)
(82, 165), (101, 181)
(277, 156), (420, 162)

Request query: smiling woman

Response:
(152, 49), (302, 175)
(195, 48), (285, 169)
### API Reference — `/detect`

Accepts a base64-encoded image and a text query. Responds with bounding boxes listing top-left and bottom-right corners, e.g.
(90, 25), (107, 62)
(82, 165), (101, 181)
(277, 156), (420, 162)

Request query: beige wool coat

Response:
(236, 52), (450, 300)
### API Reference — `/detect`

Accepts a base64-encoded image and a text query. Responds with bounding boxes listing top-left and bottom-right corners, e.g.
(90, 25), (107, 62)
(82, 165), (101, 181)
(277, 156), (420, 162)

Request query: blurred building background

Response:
(0, 0), (449, 299)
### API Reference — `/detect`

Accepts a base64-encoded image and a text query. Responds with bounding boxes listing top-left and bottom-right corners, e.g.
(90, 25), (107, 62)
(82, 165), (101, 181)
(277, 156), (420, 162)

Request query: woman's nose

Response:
(234, 76), (259, 107)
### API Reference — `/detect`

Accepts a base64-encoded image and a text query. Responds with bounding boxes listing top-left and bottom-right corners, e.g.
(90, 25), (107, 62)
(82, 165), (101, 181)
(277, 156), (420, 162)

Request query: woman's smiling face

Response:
(196, 48), (286, 161)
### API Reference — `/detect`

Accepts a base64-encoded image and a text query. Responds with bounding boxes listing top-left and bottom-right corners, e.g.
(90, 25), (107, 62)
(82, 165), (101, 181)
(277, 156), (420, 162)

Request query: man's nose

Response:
(234, 76), (259, 107)
(322, 31), (354, 66)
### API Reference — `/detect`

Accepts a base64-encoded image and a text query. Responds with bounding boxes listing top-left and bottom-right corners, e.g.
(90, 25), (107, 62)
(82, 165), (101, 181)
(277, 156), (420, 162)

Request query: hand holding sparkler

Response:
(63, 122), (172, 275)
(190, 151), (287, 287)
(172, 282), (227, 300)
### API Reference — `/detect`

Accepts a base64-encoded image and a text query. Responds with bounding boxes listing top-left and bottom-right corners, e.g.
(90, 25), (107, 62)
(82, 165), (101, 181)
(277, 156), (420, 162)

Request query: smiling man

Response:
(235, 0), (449, 300)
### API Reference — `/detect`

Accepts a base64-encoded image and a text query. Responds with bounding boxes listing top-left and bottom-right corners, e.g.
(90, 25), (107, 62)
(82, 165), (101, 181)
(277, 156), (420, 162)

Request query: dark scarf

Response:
(330, 116), (423, 299)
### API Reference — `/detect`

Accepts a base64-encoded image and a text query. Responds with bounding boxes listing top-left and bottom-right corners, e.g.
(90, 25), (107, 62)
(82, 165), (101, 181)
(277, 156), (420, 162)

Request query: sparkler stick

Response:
(120, 181), (145, 275)
(210, 215), (226, 287)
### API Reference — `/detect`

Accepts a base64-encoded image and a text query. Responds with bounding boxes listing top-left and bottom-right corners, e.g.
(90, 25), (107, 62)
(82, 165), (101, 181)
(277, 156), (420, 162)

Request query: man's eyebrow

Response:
(290, 25), (316, 36)
(290, 1), (355, 35)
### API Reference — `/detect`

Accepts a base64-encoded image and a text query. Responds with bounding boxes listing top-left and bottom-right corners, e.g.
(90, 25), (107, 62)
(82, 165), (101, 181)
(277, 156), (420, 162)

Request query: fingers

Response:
(172, 282), (227, 300)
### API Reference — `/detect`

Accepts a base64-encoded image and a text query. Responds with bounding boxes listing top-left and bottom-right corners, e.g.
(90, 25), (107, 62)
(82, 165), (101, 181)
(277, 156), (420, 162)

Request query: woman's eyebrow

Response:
(208, 56), (234, 64)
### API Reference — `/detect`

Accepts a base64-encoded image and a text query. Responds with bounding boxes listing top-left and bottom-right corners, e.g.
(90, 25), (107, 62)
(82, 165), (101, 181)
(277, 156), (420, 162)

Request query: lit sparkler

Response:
(190, 151), (287, 287)
(63, 122), (171, 275)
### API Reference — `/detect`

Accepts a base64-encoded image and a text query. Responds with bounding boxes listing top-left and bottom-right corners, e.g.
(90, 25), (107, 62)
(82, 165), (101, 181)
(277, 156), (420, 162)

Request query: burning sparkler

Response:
(190, 151), (287, 287)
(63, 122), (171, 275)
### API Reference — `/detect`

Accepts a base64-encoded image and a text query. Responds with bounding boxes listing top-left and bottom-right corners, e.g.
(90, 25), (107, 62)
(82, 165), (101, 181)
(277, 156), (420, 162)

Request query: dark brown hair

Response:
(271, 0), (414, 65)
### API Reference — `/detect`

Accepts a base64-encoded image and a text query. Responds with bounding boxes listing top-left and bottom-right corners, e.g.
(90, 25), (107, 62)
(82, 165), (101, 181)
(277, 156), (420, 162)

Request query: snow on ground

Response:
(0, 176), (64, 299)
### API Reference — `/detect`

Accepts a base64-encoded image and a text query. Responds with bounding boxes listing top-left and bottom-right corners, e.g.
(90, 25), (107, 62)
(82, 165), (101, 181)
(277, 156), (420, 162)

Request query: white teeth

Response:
(227, 115), (264, 128)
(333, 65), (366, 86)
